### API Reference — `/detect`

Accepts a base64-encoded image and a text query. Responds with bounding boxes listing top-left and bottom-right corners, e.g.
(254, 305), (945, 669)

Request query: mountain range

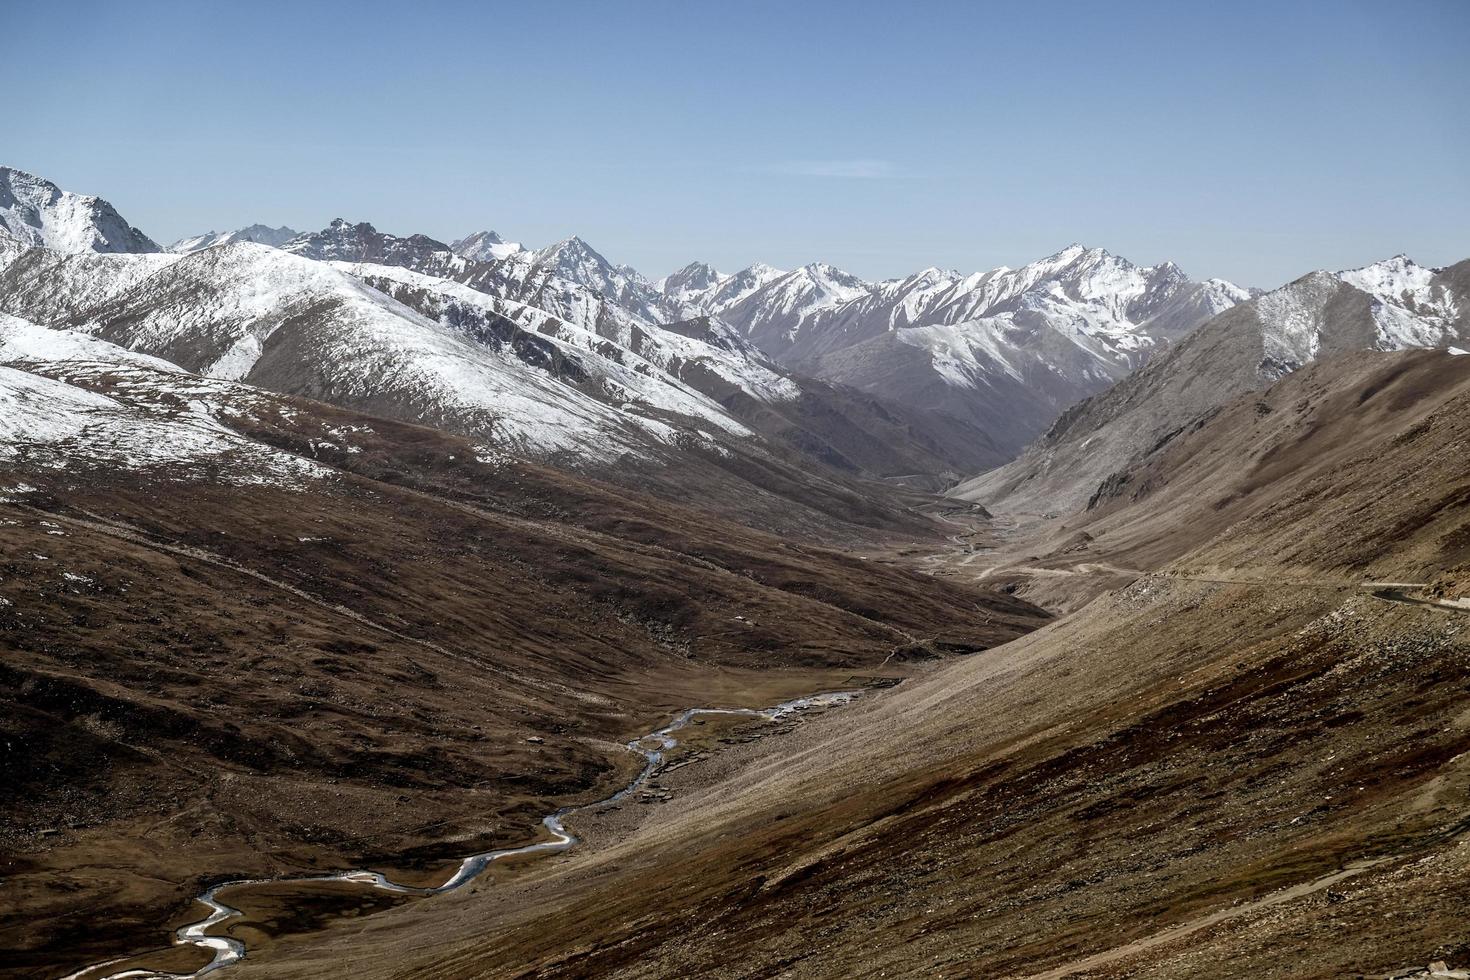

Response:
(133, 224), (1263, 462)
(4, 165), (1466, 499)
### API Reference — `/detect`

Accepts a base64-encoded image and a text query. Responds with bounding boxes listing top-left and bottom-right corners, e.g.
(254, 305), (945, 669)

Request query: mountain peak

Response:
(1337, 253), (1441, 315)
(537, 235), (615, 269)
(451, 230), (524, 262)
(797, 261), (867, 287)
(554, 234), (596, 253)
(0, 165), (160, 254)
(658, 261), (726, 297)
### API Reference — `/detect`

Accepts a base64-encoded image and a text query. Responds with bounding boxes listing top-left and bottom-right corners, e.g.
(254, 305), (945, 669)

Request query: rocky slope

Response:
(955, 255), (1470, 516)
(0, 167), (158, 254)
(1067, 347), (1470, 577)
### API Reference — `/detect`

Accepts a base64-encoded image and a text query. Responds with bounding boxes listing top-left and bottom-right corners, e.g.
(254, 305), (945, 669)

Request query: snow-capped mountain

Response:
(657, 261), (724, 296)
(656, 261), (727, 318)
(716, 263), (872, 353)
(955, 254), (1470, 516)
(646, 246), (1248, 457)
(666, 246), (1250, 456)
(0, 167), (158, 254)
(1335, 254), (1463, 353)
(452, 230), (524, 262)
(771, 246), (1248, 363)
(0, 177), (1000, 484)
(520, 236), (672, 325)
(11, 164), (1460, 498)
(170, 224), (299, 253)
(694, 262), (788, 311)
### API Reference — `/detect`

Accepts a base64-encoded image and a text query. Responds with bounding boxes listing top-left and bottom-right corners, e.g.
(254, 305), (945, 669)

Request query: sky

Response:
(4, 0), (1467, 287)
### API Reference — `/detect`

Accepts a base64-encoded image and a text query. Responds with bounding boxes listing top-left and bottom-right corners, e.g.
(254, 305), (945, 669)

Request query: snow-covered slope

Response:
(343, 260), (799, 407)
(0, 241), (752, 463)
(0, 247), (182, 322)
(331, 259), (772, 429)
(0, 167), (159, 254)
(1336, 254), (1463, 352)
(452, 230), (524, 262)
(170, 224), (299, 253)
(0, 313), (324, 485)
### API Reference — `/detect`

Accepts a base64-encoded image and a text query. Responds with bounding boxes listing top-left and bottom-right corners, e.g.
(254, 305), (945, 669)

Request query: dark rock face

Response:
(283, 219), (462, 274)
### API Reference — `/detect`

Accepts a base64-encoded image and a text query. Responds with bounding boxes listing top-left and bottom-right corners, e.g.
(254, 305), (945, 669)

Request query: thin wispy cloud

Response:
(768, 159), (897, 179)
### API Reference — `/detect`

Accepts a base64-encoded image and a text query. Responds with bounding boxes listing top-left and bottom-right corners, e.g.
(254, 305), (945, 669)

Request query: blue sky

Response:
(5, 0), (1467, 286)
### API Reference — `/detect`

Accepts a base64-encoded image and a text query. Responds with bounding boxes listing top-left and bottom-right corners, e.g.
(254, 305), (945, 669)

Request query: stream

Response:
(60, 691), (858, 980)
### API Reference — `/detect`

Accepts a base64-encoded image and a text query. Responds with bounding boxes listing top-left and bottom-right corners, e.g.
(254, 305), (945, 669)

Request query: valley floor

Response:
(217, 525), (1470, 979)
(0, 421), (1043, 980)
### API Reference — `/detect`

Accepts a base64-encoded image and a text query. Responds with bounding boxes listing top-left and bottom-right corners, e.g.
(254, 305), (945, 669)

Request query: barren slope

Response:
(247, 346), (1470, 980)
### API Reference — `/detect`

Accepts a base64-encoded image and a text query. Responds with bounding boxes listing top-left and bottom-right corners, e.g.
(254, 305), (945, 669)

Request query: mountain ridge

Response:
(953, 254), (1470, 516)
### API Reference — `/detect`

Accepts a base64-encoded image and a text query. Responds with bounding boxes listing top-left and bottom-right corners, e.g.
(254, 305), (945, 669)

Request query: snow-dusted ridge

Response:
(171, 224), (299, 253)
(1335, 254), (1461, 352)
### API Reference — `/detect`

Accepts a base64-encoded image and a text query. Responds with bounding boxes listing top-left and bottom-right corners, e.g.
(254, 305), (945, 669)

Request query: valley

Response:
(1, 160), (1468, 980)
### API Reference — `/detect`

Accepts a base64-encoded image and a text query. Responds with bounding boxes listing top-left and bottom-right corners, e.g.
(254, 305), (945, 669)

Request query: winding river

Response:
(61, 691), (858, 980)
